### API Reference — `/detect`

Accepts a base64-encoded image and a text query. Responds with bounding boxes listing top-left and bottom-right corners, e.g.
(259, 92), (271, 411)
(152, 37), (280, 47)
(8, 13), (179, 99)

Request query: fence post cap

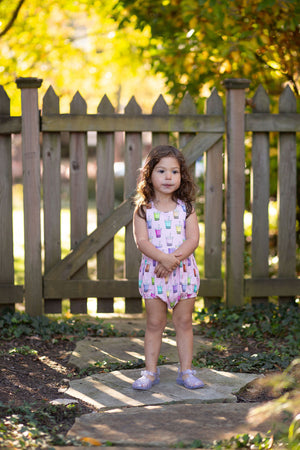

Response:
(223, 78), (251, 90)
(16, 77), (43, 89)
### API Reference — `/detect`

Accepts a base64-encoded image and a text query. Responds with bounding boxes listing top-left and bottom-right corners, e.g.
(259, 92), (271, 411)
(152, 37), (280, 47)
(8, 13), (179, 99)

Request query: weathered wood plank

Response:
(204, 88), (223, 308)
(246, 113), (300, 132)
(0, 285), (23, 303)
(0, 116), (21, 134)
(151, 95), (169, 147)
(251, 85), (270, 304)
(0, 86), (15, 312)
(124, 97), (143, 313)
(16, 77), (43, 316)
(178, 93), (197, 169)
(44, 278), (224, 299)
(96, 95), (115, 312)
(44, 198), (134, 280)
(223, 78), (250, 307)
(182, 132), (223, 166)
(278, 86), (297, 304)
(244, 278), (300, 297)
(42, 114), (225, 133)
(69, 92), (88, 313)
(42, 86), (62, 314)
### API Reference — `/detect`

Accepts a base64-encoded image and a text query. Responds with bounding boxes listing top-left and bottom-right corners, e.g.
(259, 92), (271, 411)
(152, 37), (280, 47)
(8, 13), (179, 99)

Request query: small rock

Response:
(50, 398), (79, 406)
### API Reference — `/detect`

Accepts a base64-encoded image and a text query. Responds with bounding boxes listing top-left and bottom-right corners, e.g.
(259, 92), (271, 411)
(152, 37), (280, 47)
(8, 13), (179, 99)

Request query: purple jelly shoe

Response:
(132, 368), (160, 390)
(176, 369), (204, 389)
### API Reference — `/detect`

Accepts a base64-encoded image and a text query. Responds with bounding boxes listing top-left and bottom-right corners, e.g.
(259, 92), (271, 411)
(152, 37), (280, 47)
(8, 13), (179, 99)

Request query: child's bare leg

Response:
(144, 298), (167, 378)
(172, 298), (195, 376)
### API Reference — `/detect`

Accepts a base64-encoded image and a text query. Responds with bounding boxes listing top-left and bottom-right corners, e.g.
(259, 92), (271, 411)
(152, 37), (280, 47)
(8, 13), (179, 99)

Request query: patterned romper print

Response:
(138, 200), (200, 309)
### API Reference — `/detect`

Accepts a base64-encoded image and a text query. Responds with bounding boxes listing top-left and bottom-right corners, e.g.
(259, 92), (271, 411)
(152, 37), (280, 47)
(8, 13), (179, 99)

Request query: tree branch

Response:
(0, 0), (26, 38)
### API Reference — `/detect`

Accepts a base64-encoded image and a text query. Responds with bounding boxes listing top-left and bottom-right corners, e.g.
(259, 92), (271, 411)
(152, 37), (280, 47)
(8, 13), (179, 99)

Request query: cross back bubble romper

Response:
(138, 200), (200, 309)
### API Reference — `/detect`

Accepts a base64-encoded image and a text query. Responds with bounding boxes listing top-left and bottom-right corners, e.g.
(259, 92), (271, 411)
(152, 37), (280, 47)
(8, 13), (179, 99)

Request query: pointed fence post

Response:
(251, 85), (270, 305)
(223, 78), (250, 307)
(0, 87), (15, 312)
(69, 91), (88, 314)
(124, 96), (142, 313)
(42, 86), (62, 313)
(96, 95), (115, 312)
(278, 86), (297, 304)
(204, 88), (223, 309)
(152, 94), (169, 147)
(16, 77), (43, 316)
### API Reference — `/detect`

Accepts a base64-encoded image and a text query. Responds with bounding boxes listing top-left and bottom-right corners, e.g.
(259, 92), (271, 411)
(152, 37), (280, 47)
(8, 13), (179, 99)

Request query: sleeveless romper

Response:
(138, 200), (200, 309)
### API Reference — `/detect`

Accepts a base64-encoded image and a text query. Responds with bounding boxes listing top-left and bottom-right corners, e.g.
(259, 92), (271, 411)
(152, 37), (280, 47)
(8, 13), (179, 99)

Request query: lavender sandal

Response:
(132, 368), (160, 390)
(176, 369), (204, 389)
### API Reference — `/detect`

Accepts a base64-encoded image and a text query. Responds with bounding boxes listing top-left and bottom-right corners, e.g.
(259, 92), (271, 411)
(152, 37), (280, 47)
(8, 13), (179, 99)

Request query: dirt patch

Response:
(0, 337), (95, 415)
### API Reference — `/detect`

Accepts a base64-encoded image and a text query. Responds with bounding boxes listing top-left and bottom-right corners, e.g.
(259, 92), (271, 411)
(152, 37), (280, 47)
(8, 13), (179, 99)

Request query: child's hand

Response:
(154, 263), (170, 278)
(154, 252), (181, 277)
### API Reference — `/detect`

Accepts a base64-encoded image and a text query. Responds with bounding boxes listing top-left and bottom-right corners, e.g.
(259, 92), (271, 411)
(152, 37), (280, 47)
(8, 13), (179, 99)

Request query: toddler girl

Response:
(132, 145), (204, 390)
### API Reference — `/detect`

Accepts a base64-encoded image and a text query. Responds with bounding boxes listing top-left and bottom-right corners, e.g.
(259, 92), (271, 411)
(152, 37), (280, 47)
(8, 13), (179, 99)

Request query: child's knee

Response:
(173, 314), (192, 332)
(147, 316), (167, 333)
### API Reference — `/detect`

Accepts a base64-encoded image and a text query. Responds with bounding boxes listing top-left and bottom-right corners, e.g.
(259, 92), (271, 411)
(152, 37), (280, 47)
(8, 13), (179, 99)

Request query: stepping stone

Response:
(69, 335), (211, 370)
(67, 402), (274, 447)
(65, 365), (260, 409)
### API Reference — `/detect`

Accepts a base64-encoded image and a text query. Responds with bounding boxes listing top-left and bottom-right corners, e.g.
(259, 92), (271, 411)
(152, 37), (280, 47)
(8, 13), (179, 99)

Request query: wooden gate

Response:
(14, 77), (226, 314)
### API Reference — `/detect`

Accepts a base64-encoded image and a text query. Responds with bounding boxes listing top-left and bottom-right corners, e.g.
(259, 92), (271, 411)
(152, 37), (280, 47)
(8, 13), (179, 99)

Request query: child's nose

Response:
(166, 171), (172, 179)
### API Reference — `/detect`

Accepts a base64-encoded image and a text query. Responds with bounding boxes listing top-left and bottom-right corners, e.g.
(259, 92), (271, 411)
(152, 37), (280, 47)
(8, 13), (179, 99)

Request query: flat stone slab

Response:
(65, 365), (260, 410)
(67, 402), (274, 447)
(69, 335), (211, 369)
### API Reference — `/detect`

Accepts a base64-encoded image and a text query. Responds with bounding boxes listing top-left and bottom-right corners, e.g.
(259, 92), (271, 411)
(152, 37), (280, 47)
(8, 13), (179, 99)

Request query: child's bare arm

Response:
(173, 210), (199, 260)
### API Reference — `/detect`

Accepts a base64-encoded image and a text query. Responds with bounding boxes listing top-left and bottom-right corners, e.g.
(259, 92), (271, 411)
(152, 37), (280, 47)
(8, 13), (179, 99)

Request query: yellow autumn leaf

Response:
(220, 59), (232, 73)
(243, 62), (252, 75)
(230, 51), (240, 63)
(80, 436), (102, 446)
(260, 34), (270, 45)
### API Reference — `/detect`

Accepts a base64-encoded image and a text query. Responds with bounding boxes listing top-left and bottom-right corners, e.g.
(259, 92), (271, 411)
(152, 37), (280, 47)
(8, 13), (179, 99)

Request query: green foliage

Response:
(194, 303), (300, 373)
(0, 310), (118, 340)
(213, 432), (274, 449)
(0, 402), (85, 448)
(195, 303), (300, 341)
(115, 0), (300, 106)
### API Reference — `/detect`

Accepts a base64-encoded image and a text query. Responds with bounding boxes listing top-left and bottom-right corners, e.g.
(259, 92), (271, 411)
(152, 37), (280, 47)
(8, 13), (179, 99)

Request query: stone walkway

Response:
(55, 316), (275, 449)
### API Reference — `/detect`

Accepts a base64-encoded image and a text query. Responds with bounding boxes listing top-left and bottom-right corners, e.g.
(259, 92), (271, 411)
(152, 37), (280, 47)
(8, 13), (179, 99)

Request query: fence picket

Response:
(204, 88), (223, 308)
(69, 92), (88, 313)
(152, 94), (169, 147)
(124, 97), (143, 313)
(0, 87), (15, 311)
(278, 86), (297, 303)
(251, 85), (270, 304)
(96, 95), (115, 312)
(43, 86), (62, 313)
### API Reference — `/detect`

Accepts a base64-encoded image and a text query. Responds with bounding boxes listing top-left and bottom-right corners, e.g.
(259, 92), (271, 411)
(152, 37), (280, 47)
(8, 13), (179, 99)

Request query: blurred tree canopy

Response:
(0, 0), (165, 112)
(1, 0), (299, 112)
(114, 0), (300, 106)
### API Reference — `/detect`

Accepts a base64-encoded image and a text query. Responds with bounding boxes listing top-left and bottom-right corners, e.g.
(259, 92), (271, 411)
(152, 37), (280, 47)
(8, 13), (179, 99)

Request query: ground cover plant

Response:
(0, 302), (299, 448)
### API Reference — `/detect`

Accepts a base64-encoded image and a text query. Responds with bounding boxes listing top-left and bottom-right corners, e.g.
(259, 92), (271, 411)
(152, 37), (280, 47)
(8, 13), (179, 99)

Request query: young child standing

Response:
(132, 144), (204, 390)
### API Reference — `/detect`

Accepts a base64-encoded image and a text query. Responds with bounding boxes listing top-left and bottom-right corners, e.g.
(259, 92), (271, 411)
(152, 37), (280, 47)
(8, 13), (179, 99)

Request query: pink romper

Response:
(138, 200), (200, 309)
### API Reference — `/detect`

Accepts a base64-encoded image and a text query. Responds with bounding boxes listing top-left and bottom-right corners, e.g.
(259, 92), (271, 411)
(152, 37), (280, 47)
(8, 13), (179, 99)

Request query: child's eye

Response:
(158, 169), (164, 174)
(173, 170), (179, 174)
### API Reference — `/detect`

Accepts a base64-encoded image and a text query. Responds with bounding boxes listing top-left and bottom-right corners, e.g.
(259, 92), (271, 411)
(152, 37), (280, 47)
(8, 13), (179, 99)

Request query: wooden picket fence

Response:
(0, 77), (299, 316)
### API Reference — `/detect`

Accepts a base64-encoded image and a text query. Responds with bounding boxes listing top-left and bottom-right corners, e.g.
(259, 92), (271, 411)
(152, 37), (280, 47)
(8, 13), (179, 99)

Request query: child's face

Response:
(151, 156), (181, 197)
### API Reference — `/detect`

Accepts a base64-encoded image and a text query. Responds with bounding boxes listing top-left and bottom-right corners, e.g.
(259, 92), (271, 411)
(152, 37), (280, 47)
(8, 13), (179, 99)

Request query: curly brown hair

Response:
(134, 145), (197, 219)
